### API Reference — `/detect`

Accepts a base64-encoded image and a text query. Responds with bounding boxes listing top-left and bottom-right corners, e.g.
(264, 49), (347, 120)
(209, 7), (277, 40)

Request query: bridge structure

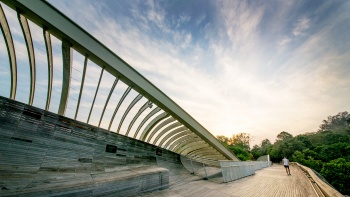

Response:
(0, 0), (238, 165)
(0, 0), (242, 195)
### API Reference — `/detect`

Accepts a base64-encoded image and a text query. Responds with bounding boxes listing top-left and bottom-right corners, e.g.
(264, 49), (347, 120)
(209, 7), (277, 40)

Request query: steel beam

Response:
(18, 13), (35, 105)
(0, 4), (17, 99)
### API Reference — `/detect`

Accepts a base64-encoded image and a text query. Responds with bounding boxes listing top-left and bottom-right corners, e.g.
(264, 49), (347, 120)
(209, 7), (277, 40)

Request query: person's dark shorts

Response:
(284, 165), (289, 168)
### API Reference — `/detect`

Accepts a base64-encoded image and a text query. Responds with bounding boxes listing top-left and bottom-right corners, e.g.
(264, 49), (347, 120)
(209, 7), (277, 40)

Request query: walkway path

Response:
(142, 164), (318, 197)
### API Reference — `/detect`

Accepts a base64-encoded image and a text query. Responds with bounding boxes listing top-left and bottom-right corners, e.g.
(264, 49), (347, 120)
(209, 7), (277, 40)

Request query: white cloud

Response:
(293, 16), (310, 36)
(277, 36), (292, 50)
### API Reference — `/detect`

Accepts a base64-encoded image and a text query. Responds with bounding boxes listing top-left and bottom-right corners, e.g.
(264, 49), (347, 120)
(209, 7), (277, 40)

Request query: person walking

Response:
(282, 157), (291, 175)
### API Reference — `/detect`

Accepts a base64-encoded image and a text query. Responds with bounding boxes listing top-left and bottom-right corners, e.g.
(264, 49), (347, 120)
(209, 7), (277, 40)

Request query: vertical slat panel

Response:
(0, 4), (17, 100)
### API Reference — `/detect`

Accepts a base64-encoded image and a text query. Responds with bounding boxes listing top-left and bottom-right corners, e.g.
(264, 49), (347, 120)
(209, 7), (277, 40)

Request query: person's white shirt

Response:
(283, 158), (289, 166)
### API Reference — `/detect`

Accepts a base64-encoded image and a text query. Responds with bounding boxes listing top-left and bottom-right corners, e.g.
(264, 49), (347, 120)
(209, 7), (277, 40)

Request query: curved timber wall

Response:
(0, 96), (178, 196)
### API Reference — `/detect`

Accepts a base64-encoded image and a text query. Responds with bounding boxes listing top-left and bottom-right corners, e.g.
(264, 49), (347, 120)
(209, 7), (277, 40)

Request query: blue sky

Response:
(1, 0), (349, 145)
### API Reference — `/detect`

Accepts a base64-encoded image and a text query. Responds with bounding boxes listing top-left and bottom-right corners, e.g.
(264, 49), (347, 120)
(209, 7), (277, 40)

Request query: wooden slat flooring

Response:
(142, 164), (318, 197)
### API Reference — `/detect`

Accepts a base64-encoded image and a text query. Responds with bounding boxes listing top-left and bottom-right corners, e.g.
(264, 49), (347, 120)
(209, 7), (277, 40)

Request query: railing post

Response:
(203, 163), (208, 180)
(190, 158), (195, 174)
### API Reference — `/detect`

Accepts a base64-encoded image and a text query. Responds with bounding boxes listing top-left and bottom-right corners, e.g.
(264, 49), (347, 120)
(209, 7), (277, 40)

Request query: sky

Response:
(1, 0), (349, 146)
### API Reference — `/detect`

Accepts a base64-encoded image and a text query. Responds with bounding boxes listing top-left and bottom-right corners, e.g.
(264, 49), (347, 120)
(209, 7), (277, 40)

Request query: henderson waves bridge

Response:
(0, 1), (344, 196)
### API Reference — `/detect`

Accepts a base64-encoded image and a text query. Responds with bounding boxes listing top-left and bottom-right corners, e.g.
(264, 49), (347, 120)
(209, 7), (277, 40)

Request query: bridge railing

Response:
(294, 162), (343, 197)
(219, 160), (270, 183)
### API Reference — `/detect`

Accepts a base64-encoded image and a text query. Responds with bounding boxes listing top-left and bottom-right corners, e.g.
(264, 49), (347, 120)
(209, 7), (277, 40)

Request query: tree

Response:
(251, 145), (262, 159)
(319, 111), (350, 133)
(321, 158), (350, 195)
(216, 135), (230, 147)
(260, 139), (272, 155)
(276, 131), (293, 141)
(228, 146), (253, 161)
(230, 133), (253, 151)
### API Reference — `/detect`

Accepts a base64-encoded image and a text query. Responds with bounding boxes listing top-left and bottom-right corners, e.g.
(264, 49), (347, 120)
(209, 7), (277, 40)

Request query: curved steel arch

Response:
(133, 107), (161, 138)
(145, 117), (176, 143)
(168, 134), (198, 151)
(125, 100), (149, 136)
(74, 56), (88, 120)
(152, 122), (183, 145)
(117, 93), (143, 134)
(108, 86), (131, 130)
(43, 30), (53, 111)
(156, 126), (188, 146)
(175, 140), (207, 154)
(175, 141), (208, 155)
(18, 13), (35, 105)
(188, 150), (224, 159)
(161, 129), (192, 148)
(188, 149), (223, 158)
(87, 68), (104, 123)
(0, 0), (238, 163)
(180, 143), (213, 155)
(139, 112), (169, 141)
(185, 147), (215, 155)
(190, 153), (224, 160)
(163, 132), (194, 149)
(0, 4), (17, 100)
(98, 77), (118, 127)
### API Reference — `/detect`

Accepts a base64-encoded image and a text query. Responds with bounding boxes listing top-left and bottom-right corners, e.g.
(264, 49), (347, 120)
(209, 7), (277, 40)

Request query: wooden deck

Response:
(142, 164), (319, 197)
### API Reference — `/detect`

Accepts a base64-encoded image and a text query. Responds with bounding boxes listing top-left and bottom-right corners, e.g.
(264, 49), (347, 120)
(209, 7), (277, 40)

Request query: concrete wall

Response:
(0, 96), (182, 196)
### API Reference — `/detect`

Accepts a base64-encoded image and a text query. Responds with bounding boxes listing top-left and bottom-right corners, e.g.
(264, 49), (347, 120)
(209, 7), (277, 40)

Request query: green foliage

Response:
(228, 145), (253, 161)
(319, 111), (350, 133)
(251, 145), (262, 159)
(291, 150), (323, 172)
(230, 133), (253, 151)
(321, 158), (350, 195)
(216, 135), (230, 148)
